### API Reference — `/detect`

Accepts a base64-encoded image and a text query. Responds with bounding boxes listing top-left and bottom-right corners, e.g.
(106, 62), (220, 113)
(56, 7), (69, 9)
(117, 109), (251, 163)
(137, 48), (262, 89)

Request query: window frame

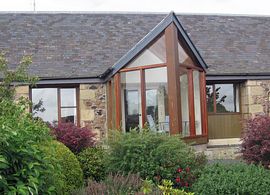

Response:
(108, 23), (208, 143)
(206, 83), (240, 115)
(118, 64), (167, 131)
(30, 85), (80, 125)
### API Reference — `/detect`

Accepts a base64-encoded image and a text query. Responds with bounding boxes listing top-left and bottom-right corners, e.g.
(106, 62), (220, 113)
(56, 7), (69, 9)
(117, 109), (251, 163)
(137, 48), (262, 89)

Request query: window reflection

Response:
(61, 88), (76, 107)
(178, 41), (195, 66)
(145, 67), (169, 132)
(32, 88), (77, 124)
(32, 88), (58, 123)
(127, 34), (166, 68)
(216, 84), (236, 112)
(61, 108), (77, 124)
(121, 71), (141, 132)
(193, 71), (202, 135)
(180, 68), (189, 137)
(206, 84), (240, 113)
(206, 85), (214, 112)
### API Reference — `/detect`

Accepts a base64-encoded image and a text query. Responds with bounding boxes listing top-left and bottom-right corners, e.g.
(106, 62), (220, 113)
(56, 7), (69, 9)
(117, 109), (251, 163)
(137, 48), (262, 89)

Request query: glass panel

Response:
(178, 40), (195, 65)
(127, 34), (166, 68)
(145, 67), (169, 132)
(61, 108), (77, 124)
(193, 71), (202, 135)
(121, 71), (141, 131)
(180, 68), (189, 137)
(32, 88), (58, 124)
(206, 85), (214, 112)
(235, 85), (240, 112)
(60, 88), (76, 107)
(216, 84), (236, 113)
(111, 79), (116, 128)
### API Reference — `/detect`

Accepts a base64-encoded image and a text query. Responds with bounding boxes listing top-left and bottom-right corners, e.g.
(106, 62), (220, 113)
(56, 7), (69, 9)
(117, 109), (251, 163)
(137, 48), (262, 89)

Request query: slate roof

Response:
(0, 12), (269, 79)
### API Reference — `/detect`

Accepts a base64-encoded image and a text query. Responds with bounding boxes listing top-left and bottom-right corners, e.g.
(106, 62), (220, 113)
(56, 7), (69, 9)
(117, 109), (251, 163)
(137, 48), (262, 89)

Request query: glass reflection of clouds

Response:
(32, 88), (77, 124)
(32, 88), (58, 123)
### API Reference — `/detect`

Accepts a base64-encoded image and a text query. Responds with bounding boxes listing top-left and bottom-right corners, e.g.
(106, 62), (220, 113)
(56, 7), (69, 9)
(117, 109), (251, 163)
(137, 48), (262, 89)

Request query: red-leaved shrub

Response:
(241, 115), (270, 168)
(51, 122), (96, 153)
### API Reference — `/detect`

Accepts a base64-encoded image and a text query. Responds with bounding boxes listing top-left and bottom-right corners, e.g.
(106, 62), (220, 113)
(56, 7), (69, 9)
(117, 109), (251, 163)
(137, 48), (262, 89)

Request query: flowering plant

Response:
(174, 166), (195, 191)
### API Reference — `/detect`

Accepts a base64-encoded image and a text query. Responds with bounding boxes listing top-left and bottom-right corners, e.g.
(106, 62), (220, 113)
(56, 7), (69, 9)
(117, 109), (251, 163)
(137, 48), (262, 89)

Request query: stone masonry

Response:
(79, 84), (106, 139)
(15, 85), (29, 100)
(241, 80), (270, 119)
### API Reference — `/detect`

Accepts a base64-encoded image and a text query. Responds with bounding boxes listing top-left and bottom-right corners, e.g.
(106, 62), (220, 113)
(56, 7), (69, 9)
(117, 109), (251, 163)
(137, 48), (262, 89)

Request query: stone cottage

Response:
(1, 12), (270, 148)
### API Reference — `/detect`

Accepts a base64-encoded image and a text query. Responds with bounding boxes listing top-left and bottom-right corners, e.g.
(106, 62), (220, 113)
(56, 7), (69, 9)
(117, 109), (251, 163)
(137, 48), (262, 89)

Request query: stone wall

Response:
(240, 80), (270, 118)
(15, 85), (29, 100)
(80, 84), (106, 139)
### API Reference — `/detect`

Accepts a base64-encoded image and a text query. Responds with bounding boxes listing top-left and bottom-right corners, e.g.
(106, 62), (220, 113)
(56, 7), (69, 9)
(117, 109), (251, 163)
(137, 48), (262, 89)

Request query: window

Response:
(121, 71), (141, 131)
(31, 87), (78, 124)
(110, 26), (208, 141)
(126, 33), (166, 68)
(180, 68), (190, 136)
(206, 84), (240, 113)
(145, 67), (169, 132)
(178, 40), (194, 66)
(193, 70), (202, 135)
(120, 67), (169, 132)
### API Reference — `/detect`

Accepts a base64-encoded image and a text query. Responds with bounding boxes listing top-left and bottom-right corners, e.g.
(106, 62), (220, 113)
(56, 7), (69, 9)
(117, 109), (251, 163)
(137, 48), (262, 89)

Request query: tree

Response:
(0, 52), (38, 100)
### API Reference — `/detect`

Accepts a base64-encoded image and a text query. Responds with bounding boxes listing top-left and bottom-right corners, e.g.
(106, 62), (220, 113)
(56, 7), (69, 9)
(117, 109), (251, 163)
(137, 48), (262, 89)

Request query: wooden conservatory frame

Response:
(106, 13), (208, 144)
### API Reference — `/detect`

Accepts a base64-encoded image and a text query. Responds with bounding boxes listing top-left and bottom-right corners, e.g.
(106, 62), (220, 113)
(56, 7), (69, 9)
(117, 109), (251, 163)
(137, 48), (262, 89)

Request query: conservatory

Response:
(107, 20), (208, 144)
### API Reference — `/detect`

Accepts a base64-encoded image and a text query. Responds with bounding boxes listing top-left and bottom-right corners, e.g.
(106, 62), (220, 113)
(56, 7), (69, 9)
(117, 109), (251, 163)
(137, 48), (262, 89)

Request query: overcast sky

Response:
(0, 0), (270, 15)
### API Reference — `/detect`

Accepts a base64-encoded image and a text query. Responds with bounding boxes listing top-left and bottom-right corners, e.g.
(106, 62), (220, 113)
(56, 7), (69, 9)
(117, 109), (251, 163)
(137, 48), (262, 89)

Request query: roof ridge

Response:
(0, 11), (269, 17)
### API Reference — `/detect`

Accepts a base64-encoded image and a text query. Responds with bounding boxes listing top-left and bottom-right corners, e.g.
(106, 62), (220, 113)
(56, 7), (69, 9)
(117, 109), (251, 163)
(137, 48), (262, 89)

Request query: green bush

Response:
(192, 163), (270, 194)
(75, 175), (193, 195)
(0, 99), (58, 194)
(47, 141), (84, 194)
(158, 180), (194, 195)
(77, 147), (106, 182)
(105, 130), (204, 187)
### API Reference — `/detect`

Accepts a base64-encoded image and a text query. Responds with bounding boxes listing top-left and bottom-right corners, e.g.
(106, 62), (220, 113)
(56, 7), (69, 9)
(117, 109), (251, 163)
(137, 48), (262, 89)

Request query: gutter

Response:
(206, 73), (270, 81)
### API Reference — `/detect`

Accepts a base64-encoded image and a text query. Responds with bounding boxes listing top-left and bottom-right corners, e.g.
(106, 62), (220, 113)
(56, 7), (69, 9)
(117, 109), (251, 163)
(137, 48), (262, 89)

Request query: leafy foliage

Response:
(0, 100), (58, 194)
(0, 53), (63, 194)
(76, 174), (193, 195)
(241, 115), (270, 168)
(77, 147), (106, 182)
(0, 52), (38, 100)
(105, 129), (205, 187)
(173, 166), (194, 191)
(192, 163), (270, 194)
(51, 122), (96, 153)
(158, 180), (194, 195)
(48, 140), (84, 194)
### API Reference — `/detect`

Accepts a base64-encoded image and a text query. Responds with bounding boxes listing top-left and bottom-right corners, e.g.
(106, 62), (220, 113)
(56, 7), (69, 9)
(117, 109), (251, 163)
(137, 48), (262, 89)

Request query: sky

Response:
(0, 0), (270, 16)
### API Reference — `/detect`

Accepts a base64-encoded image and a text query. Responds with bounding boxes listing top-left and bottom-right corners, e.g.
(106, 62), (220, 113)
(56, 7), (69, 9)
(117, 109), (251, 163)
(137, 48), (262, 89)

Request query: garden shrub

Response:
(192, 163), (270, 194)
(158, 180), (194, 195)
(77, 147), (106, 182)
(51, 122), (96, 153)
(105, 129), (205, 189)
(241, 115), (270, 168)
(47, 140), (84, 194)
(80, 173), (143, 195)
(0, 99), (59, 194)
(76, 174), (193, 195)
